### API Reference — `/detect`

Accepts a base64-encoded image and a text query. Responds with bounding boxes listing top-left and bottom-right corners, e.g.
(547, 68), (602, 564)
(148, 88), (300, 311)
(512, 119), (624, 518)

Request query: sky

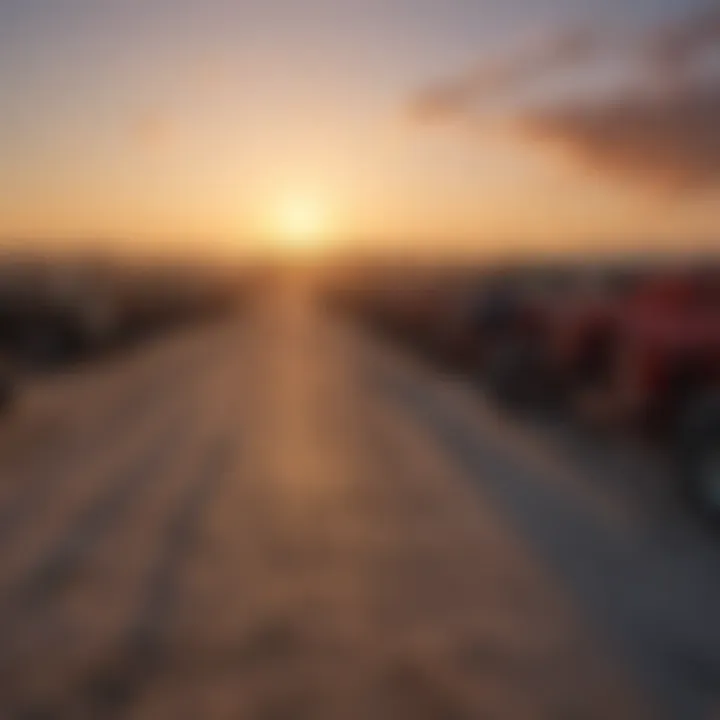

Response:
(0, 0), (717, 257)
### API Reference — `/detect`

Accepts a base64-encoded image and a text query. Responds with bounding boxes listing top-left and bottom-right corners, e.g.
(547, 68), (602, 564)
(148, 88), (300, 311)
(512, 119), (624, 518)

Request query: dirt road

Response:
(0, 290), (717, 719)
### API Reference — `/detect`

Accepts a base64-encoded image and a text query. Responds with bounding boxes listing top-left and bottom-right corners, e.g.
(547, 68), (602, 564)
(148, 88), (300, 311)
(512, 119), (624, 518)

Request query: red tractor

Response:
(581, 270), (720, 517)
(477, 262), (720, 518)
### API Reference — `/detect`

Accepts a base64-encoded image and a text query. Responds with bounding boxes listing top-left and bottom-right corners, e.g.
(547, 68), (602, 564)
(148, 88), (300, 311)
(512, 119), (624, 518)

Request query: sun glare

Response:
(274, 197), (329, 253)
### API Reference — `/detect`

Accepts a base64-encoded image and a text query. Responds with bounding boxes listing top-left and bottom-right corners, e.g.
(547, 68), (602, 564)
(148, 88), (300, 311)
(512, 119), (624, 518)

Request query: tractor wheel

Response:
(676, 393), (720, 522)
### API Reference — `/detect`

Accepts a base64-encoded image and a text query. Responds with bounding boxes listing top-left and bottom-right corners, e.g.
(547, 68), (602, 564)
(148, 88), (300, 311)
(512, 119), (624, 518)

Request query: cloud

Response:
(645, 7), (720, 76)
(409, 29), (596, 123)
(409, 8), (720, 192)
(513, 81), (720, 190)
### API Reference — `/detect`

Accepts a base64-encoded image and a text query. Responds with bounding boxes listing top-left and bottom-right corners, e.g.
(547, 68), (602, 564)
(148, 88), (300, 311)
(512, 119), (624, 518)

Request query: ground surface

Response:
(0, 290), (718, 719)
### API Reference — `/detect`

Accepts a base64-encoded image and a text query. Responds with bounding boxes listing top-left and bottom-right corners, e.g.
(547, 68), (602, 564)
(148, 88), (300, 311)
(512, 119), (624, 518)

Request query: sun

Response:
(274, 197), (329, 253)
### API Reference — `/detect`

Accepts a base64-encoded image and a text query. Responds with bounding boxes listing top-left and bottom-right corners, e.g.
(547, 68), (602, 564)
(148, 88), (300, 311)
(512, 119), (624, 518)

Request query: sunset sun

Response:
(273, 197), (330, 253)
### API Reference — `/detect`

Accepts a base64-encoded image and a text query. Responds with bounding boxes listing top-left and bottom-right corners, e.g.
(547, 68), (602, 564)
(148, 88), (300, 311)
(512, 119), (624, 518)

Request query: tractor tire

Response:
(676, 393), (720, 522)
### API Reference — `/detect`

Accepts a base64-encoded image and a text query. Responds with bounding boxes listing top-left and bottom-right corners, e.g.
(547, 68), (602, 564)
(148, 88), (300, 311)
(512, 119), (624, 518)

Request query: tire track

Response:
(0, 318), (237, 539)
(0, 397), (190, 622)
(4, 324), (248, 717)
(75, 432), (237, 719)
(0, 349), (202, 547)
(0, 324), (242, 592)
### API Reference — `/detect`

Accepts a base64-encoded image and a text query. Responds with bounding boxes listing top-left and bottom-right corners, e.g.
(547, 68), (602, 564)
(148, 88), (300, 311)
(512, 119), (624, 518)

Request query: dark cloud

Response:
(409, 29), (596, 123)
(513, 82), (720, 190)
(409, 8), (720, 191)
(645, 7), (720, 76)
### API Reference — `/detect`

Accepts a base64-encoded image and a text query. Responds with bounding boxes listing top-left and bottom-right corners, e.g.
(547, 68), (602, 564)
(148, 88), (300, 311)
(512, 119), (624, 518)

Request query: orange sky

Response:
(0, 1), (717, 258)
